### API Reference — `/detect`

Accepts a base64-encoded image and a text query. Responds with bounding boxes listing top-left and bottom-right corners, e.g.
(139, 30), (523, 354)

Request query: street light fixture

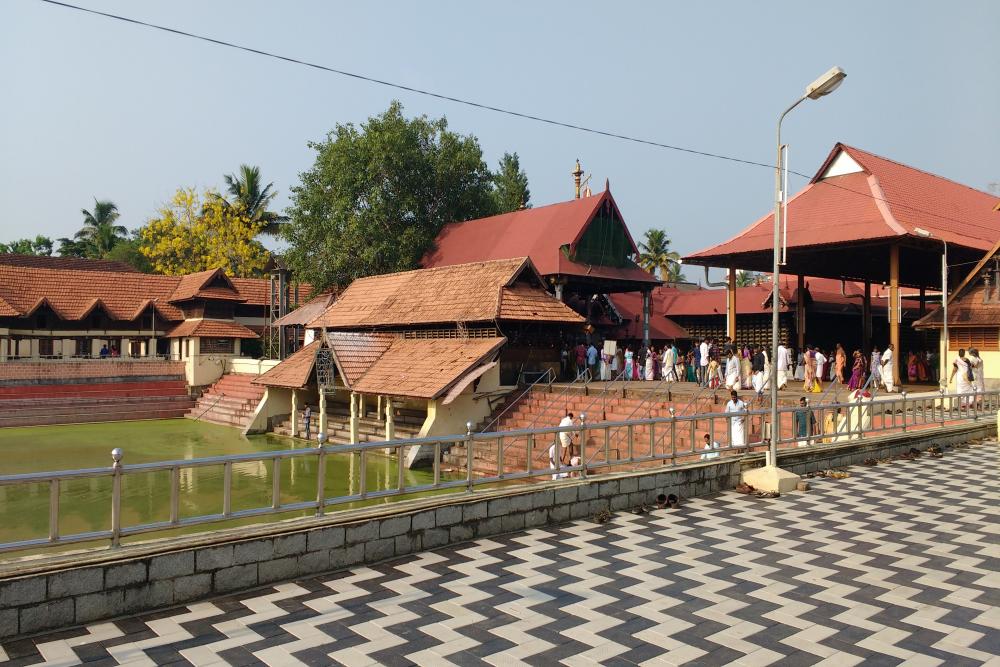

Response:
(767, 67), (846, 471)
(914, 227), (948, 386)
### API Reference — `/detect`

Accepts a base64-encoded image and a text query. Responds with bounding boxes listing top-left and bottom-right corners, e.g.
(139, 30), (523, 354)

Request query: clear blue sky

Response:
(2, 0), (998, 277)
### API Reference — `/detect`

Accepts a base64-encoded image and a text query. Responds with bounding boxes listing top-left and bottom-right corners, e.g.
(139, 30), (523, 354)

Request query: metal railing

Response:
(1, 389), (995, 556)
(479, 368), (555, 434)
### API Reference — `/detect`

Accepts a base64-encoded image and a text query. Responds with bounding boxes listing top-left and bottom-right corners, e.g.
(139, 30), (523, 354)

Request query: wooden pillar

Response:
(385, 397), (395, 441)
(349, 392), (359, 444)
(862, 281), (872, 356)
(889, 244), (901, 383)
(918, 287), (926, 317)
(796, 275), (806, 351)
(727, 269), (737, 341)
(318, 389), (327, 438)
(290, 389), (299, 438)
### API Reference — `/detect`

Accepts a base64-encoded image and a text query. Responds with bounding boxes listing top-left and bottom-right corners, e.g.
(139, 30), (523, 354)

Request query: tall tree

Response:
(492, 152), (530, 213)
(0, 236), (53, 255)
(139, 188), (269, 277)
(283, 101), (497, 290)
(214, 164), (288, 235)
(76, 199), (127, 257)
(637, 229), (683, 282)
(735, 270), (761, 287)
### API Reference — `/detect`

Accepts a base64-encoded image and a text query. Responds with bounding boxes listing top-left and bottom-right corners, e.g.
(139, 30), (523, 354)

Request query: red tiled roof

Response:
(0, 263), (295, 322)
(0, 254), (140, 272)
(253, 340), (320, 387)
(165, 319), (260, 339)
(272, 292), (337, 327)
(914, 238), (1000, 329)
(169, 269), (245, 303)
(310, 258), (583, 329)
(605, 292), (690, 340)
(685, 143), (1000, 262)
(351, 336), (505, 400)
(423, 189), (658, 286)
(326, 332), (395, 386)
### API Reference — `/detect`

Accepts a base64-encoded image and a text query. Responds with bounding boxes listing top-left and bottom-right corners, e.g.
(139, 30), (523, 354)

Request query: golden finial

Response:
(572, 159), (584, 199)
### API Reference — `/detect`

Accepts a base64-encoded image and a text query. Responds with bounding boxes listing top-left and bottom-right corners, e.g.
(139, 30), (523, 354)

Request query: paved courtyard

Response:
(2, 442), (997, 666)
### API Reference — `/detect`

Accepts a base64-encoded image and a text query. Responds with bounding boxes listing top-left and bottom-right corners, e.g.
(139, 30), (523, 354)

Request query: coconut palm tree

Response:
(735, 270), (761, 287)
(215, 164), (288, 235)
(637, 229), (683, 282)
(75, 199), (127, 257)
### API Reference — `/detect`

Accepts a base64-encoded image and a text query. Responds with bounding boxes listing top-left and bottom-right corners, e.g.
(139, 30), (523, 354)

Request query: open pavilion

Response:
(683, 142), (1000, 379)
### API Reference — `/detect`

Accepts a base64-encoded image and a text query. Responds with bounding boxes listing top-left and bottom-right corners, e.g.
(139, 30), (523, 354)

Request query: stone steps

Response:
(187, 374), (264, 430)
(0, 405), (193, 428)
(0, 396), (193, 419)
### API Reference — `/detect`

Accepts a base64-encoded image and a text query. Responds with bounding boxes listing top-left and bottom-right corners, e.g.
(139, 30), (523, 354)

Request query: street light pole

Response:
(768, 67), (846, 468)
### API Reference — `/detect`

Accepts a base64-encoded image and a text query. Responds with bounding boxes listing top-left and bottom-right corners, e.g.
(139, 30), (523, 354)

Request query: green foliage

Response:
(735, 270), (761, 287)
(103, 238), (153, 272)
(139, 188), (270, 277)
(637, 229), (683, 282)
(493, 152), (530, 213)
(213, 164), (288, 235)
(283, 101), (499, 291)
(76, 199), (128, 257)
(0, 235), (53, 255)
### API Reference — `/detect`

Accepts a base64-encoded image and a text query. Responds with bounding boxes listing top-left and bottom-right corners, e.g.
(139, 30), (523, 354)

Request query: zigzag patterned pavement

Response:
(3, 443), (998, 666)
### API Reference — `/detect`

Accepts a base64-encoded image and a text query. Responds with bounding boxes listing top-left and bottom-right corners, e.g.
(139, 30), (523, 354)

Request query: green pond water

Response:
(0, 419), (448, 556)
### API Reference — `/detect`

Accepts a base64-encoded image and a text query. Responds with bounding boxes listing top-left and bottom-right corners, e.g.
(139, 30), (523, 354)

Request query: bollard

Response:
(110, 447), (123, 548)
(579, 412), (588, 478)
(466, 421), (474, 491)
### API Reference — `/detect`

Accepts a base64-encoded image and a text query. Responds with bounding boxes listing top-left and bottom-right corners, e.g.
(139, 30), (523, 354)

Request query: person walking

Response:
(834, 344), (847, 385)
(776, 340), (790, 390)
(870, 346), (882, 390)
(550, 412), (575, 479)
(847, 350), (864, 390)
(751, 346), (766, 394)
(725, 348), (741, 390)
(699, 338), (710, 387)
(793, 397), (816, 447)
(882, 343), (896, 392)
(949, 348), (975, 406)
(645, 345), (656, 382)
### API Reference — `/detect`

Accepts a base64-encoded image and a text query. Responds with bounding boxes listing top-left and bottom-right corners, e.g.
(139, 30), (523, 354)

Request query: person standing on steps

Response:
(725, 389), (748, 449)
(550, 411), (575, 479)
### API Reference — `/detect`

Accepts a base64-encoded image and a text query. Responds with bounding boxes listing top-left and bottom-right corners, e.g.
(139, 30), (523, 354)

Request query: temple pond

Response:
(0, 419), (445, 554)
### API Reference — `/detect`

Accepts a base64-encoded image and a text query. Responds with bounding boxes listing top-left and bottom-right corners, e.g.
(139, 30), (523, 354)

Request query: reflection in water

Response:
(0, 419), (443, 549)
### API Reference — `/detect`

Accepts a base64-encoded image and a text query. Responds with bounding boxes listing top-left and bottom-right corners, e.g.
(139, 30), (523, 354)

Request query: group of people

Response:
(950, 348), (987, 400)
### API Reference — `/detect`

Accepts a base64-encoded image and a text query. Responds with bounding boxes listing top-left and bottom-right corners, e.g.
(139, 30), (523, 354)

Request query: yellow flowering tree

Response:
(139, 188), (270, 277)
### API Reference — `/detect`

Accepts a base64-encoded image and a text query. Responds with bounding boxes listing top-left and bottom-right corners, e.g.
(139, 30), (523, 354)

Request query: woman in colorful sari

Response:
(907, 351), (918, 383)
(624, 347), (634, 381)
(645, 346), (657, 382)
(847, 350), (865, 390)
(834, 344), (847, 385)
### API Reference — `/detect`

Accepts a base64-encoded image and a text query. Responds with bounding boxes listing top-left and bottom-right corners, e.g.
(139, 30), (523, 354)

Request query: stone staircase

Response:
(272, 404), (425, 444)
(186, 373), (265, 429)
(443, 386), (772, 477)
(0, 380), (194, 428)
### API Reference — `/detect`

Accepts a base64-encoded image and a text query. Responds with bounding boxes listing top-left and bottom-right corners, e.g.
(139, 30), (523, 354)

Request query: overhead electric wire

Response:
(34, 0), (996, 233)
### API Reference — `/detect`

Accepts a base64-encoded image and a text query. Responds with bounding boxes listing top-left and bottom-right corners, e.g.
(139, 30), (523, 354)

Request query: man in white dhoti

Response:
(700, 433), (720, 460)
(776, 342), (789, 389)
(815, 349), (827, 387)
(725, 390), (747, 448)
(662, 345), (677, 381)
(550, 412), (575, 479)
(725, 350), (740, 390)
(881, 343), (895, 392)
(949, 348), (975, 406)
(751, 347), (766, 394)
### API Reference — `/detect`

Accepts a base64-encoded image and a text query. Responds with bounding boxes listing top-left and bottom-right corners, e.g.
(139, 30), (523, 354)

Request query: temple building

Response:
(914, 237), (1000, 388)
(250, 257), (584, 465)
(422, 166), (661, 345)
(0, 254), (308, 385)
(683, 143), (1000, 379)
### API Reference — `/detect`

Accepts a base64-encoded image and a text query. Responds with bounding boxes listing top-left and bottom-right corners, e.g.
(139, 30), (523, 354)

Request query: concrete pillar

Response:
(796, 275), (806, 351)
(121, 338), (131, 358)
(862, 281), (872, 356)
(349, 392), (360, 444)
(889, 244), (901, 383)
(30, 338), (40, 360)
(290, 389), (299, 438)
(0, 337), (6, 362)
(318, 389), (327, 438)
(727, 269), (737, 341)
(385, 396), (395, 441)
(554, 283), (564, 301)
(641, 290), (651, 349)
(359, 394), (366, 420)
